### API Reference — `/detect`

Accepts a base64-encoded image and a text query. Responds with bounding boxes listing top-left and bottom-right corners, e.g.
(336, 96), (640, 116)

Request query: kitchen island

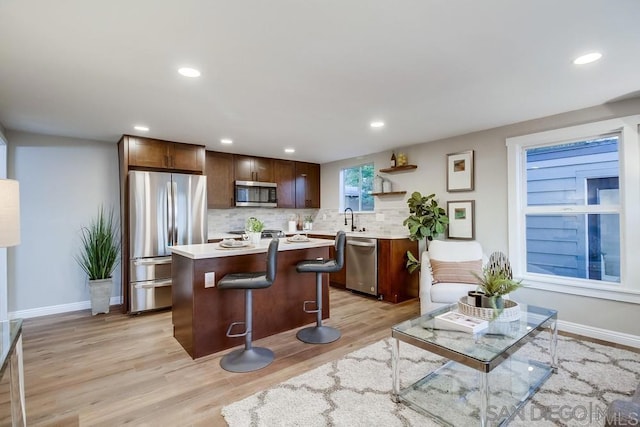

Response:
(170, 237), (335, 359)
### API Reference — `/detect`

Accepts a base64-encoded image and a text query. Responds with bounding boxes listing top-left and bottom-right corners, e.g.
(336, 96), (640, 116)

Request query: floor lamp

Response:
(0, 179), (20, 318)
(0, 179), (24, 426)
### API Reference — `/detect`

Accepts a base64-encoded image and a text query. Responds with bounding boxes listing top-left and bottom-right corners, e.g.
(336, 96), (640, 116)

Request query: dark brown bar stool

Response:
(217, 238), (279, 372)
(295, 231), (346, 344)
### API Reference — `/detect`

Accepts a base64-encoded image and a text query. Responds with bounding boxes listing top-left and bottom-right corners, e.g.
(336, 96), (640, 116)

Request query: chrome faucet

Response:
(344, 207), (356, 231)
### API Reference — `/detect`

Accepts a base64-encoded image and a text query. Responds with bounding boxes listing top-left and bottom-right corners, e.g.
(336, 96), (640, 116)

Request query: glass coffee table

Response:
(391, 303), (557, 427)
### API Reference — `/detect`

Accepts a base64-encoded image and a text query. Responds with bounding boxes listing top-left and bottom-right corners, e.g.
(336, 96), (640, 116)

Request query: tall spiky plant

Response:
(76, 206), (120, 280)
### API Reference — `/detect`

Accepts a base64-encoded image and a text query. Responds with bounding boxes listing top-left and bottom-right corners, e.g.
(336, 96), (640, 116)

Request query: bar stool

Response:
(295, 231), (346, 344)
(217, 238), (279, 372)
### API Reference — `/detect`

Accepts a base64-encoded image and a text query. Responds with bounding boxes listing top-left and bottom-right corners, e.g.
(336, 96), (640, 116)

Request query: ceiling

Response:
(1, 1), (639, 164)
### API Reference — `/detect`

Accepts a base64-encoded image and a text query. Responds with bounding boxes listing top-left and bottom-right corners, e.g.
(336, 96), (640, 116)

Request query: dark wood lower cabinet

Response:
(377, 239), (419, 303)
(310, 235), (418, 302)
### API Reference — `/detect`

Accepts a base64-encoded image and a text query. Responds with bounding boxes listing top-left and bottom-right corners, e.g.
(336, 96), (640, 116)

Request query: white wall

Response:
(321, 97), (640, 338)
(7, 131), (120, 317)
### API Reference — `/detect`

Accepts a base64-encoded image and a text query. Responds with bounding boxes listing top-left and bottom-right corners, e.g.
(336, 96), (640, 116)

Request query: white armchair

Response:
(419, 240), (487, 314)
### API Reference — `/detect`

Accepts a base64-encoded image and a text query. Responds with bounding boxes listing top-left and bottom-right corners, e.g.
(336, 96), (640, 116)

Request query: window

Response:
(507, 116), (640, 303)
(525, 137), (620, 282)
(341, 163), (374, 212)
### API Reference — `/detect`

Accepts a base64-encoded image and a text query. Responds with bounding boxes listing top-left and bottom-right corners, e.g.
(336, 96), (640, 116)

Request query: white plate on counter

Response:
(286, 236), (310, 243)
(219, 240), (250, 248)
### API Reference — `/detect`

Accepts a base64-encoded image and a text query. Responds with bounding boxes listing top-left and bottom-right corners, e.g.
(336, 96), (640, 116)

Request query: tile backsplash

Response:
(207, 207), (410, 236)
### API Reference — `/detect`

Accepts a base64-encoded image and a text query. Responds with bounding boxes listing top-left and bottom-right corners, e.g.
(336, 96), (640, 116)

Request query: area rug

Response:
(221, 335), (640, 426)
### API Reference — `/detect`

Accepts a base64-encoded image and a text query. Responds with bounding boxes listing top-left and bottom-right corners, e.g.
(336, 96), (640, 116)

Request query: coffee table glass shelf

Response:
(391, 303), (557, 427)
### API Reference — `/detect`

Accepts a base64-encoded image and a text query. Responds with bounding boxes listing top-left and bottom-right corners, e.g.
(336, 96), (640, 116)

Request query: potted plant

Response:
(76, 206), (120, 315)
(303, 215), (313, 231)
(403, 192), (449, 273)
(473, 267), (522, 313)
(245, 217), (265, 245)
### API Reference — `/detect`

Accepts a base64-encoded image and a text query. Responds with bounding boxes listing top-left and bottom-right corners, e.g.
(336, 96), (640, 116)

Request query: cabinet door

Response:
(206, 151), (235, 208)
(305, 163), (320, 208)
(233, 155), (254, 181)
(170, 143), (205, 173)
(252, 157), (274, 182)
(329, 244), (347, 288)
(274, 159), (295, 208)
(128, 137), (170, 169)
(234, 155), (274, 182)
(295, 162), (321, 208)
(377, 239), (419, 303)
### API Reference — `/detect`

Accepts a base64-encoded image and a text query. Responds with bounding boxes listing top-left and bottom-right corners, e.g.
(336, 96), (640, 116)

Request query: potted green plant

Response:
(303, 215), (313, 231)
(403, 192), (449, 273)
(245, 217), (265, 245)
(76, 206), (120, 315)
(473, 267), (522, 313)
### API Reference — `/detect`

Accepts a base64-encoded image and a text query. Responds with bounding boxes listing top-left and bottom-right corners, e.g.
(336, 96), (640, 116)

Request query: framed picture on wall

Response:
(447, 150), (474, 192)
(447, 200), (475, 240)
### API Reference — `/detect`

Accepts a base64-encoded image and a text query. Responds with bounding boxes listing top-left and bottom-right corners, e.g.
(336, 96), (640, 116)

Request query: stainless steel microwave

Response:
(235, 181), (278, 207)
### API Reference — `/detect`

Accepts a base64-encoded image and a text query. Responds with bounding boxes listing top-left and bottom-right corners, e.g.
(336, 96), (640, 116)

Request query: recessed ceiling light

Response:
(178, 67), (201, 77)
(284, 148), (295, 153)
(220, 138), (233, 144)
(573, 52), (602, 65)
(370, 121), (385, 128)
(134, 125), (149, 132)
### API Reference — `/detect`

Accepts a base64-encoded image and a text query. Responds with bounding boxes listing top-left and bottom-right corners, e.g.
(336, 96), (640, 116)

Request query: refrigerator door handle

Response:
(166, 181), (173, 246)
(133, 257), (172, 266)
(172, 181), (178, 246)
(134, 279), (172, 289)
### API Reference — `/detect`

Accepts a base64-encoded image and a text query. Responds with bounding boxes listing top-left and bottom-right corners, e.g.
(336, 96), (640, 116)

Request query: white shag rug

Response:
(222, 335), (639, 426)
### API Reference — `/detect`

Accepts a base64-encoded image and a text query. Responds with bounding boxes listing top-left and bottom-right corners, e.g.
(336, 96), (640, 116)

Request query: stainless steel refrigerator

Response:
(129, 170), (207, 313)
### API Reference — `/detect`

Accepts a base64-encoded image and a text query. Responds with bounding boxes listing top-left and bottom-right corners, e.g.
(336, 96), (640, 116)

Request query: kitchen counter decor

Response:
(245, 216), (265, 245)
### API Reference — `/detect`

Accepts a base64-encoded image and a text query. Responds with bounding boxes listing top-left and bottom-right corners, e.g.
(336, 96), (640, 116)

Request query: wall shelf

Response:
(371, 191), (406, 196)
(379, 164), (417, 173)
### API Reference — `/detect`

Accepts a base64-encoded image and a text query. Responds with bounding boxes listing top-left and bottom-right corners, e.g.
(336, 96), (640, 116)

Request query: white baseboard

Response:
(9, 296), (122, 320)
(558, 319), (640, 349)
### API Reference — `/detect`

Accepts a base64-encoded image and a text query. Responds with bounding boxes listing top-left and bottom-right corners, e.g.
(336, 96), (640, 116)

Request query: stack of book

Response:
(433, 311), (489, 333)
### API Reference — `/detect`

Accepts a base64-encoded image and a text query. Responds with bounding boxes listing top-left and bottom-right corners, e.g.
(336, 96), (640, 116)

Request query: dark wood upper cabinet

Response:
(171, 142), (206, 172)
(203, 152), (320, 210)
(234, 155), (274, 182)
(274, 159), (295, 208)
(126, 136), (205, 173)
(205, 151), (235, 208)
(295, 162), (320, 208)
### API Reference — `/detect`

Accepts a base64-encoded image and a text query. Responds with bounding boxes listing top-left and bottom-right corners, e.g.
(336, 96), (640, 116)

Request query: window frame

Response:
(339, 162), (374, 213)
(506, 115), (640, 304)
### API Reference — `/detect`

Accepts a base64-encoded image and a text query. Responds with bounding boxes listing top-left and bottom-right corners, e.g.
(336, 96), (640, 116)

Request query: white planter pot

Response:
(248, 232), (262, 246)
(88, 278), (112, 315)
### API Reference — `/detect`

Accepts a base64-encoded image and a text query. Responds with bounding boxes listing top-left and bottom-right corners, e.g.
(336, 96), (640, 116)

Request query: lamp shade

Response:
(0, 179), (20, 247)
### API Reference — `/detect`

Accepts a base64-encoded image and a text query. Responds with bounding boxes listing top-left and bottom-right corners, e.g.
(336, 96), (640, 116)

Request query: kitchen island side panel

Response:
(172, 254), (195, 357)
(173, 246), (330, 359)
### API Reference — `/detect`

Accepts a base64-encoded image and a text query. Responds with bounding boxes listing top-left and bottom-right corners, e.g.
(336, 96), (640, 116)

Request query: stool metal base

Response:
(220, 347), (274, 373)
(296, 325), (341, 344)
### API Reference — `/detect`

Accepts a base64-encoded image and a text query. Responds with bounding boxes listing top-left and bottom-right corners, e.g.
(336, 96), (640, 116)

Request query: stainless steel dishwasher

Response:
(346, 236), (378, 296)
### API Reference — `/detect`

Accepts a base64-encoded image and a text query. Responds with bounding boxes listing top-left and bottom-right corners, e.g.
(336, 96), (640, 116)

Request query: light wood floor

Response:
(1, 288), (420, 426)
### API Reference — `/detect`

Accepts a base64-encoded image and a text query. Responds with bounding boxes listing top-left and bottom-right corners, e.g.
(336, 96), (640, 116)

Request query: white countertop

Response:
(304, 230), (412, 239)
(208, 230), (411, 241)
(171, 237), (334, 260)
